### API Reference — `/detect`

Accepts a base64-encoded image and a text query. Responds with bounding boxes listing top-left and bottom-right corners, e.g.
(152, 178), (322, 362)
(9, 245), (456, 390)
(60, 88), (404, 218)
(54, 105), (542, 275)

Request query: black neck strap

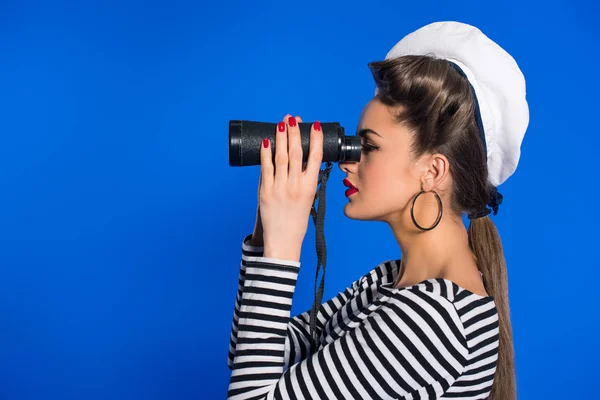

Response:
(308, 161), (333, 351)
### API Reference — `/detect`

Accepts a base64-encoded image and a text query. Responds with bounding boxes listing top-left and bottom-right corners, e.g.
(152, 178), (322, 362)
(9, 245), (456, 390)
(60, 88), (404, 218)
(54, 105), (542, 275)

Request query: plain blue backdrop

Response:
(1, 0), (598, 399)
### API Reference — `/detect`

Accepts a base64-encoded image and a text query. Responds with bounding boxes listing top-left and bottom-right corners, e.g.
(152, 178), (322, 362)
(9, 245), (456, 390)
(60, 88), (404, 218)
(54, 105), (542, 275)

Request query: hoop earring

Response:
(410, 190), (443, 231)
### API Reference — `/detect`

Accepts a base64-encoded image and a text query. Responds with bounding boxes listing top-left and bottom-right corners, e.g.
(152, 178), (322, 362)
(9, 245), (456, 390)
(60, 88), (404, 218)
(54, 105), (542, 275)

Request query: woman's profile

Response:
(227, 21), (529, 400)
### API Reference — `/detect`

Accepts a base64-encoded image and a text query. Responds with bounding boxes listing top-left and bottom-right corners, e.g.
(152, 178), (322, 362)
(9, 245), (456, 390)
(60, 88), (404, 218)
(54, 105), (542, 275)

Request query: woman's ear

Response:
(420, 153), (450, 191)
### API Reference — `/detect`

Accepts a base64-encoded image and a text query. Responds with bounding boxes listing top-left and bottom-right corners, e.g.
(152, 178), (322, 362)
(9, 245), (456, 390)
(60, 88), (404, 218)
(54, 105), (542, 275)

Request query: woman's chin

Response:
(343, 203), (356, 219)
(344, 201), (387, 222)
(343, 203), (368, 220)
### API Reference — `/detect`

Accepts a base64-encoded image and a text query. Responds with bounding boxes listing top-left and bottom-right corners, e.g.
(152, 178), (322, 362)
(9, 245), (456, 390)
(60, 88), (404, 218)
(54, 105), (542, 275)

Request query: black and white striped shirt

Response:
(228, 234), (499, 399)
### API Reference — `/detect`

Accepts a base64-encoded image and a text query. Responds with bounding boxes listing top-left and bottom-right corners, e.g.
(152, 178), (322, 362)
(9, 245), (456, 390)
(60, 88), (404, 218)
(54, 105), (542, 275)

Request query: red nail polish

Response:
(289, 116), (297, 127)
(314, 121), (321, 131)
(263, 138), (269, 148)
(278, 121), (286, 132)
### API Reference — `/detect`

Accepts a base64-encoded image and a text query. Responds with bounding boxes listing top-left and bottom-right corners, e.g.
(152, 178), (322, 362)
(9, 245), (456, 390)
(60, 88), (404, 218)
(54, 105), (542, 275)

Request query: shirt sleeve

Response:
(228, 269), (470, 400)
(228, 234), (362, 371)
(282, 275), (361, 370)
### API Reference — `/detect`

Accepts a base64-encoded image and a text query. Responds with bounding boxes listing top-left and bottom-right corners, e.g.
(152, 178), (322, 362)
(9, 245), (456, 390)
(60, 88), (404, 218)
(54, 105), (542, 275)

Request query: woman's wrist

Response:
(263, 246), (301, 263)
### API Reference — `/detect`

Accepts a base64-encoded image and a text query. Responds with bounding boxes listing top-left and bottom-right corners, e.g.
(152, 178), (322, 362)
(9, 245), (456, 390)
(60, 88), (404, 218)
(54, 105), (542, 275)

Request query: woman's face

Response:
(339, 97), (440, 229)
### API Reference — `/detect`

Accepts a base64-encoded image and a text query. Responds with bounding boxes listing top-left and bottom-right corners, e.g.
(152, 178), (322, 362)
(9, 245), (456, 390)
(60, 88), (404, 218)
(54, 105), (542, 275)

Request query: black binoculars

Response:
(228, 120), (362, 166)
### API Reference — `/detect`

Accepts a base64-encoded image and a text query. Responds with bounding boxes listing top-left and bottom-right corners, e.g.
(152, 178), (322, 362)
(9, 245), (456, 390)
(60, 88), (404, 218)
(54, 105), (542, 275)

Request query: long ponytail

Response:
(468, 215), (515, 400)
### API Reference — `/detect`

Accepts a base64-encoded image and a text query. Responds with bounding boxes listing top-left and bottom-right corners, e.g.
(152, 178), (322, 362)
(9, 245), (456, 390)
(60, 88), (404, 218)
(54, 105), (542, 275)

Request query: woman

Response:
(227, 21), (529, 399)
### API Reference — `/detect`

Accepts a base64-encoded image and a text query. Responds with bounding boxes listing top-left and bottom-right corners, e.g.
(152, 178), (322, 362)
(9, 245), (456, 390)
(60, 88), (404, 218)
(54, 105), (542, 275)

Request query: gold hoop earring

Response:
(410, 190), (443, 231)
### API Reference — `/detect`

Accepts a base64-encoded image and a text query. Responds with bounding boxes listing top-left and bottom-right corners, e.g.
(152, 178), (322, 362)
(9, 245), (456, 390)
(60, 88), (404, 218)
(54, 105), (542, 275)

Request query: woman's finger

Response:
(287, 116), (303, 184)
(292, 116), (307, 171)
(283, 115), (306, 171)
(260, 136), (274, 189)
(304, 121), (323, 179)
(288, 116), (307, 172)
(274, 120), (288, 188)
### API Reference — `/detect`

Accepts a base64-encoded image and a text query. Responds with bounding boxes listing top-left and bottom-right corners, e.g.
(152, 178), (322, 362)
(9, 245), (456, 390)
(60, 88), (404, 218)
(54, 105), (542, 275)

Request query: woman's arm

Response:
(228, 233), (366, 370)
(228, 234), (266, 370)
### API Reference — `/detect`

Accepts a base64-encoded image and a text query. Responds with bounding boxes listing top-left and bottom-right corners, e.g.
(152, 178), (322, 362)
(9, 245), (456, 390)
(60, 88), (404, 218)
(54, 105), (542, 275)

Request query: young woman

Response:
(227, 21), (529, 400)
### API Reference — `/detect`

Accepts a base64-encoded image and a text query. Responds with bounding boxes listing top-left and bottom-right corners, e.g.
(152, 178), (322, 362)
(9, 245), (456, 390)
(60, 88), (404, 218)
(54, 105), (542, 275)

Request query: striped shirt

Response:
(228, 234), (499, 399)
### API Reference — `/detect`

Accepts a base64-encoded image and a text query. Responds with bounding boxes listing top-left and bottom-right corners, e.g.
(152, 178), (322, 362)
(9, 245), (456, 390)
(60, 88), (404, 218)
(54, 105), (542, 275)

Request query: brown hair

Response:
(368, 55), (515, 399)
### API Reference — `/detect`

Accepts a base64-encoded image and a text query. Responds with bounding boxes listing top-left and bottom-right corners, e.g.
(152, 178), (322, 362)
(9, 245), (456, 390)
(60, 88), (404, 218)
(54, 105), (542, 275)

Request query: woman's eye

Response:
(361, 144), (377, 154)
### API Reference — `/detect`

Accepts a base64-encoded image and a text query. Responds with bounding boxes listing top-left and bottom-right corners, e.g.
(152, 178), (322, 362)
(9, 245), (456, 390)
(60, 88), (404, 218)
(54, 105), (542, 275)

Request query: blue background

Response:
(1, 0), (598, 398)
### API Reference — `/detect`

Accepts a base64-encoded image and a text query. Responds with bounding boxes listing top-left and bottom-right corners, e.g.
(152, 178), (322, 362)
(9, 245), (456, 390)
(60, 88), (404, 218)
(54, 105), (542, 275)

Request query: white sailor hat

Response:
(380, 21), (530, 188)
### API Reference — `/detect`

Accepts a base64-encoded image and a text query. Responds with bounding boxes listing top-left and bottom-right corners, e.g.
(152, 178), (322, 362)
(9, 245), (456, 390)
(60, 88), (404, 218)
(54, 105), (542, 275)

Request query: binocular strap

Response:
(308, 161), (333, 352)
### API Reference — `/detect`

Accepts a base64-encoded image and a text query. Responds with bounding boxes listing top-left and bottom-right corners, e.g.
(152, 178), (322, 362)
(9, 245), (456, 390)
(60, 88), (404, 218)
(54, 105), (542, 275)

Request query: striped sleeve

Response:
(282, 272), (362, 369)
(445, 291), (499, 398)
(227, 259), (301, 400)
(229, 234), (361, 371)
(228, 234), (265, 370)
(228, 277), (470, 399)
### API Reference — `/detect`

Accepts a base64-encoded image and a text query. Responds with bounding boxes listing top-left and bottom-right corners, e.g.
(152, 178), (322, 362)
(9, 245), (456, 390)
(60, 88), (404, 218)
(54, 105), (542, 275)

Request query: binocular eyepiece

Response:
(229, 120), (362, 166)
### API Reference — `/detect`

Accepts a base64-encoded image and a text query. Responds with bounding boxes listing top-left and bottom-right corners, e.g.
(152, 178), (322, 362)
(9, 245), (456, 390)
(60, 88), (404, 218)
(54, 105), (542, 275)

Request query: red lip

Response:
(345, 188), (358, 197)
(343, 179), (358, 197)
(343, 178), (357, 190)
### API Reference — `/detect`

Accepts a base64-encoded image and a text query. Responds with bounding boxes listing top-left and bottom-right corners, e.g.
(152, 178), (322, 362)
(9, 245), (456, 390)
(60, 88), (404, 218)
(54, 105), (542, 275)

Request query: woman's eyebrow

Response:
(357, 128), (383, 139)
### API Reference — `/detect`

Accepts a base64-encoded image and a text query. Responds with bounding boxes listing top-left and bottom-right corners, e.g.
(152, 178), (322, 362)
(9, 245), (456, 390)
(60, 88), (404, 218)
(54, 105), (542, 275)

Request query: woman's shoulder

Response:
(356, 258), (401, 288)
(377, 274), (498, 344)
(354, 259), (497, 321)
(373, 258), (495, 304)
(379, 274), (496, 312)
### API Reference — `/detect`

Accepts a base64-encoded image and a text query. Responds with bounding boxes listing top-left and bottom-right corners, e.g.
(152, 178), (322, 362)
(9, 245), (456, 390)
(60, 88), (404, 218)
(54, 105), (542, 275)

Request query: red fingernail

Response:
(289, 116), (297, 127)
(278, 121), (286, 132)
(314, 121), (321, 131)
(263, 138), (269, 148)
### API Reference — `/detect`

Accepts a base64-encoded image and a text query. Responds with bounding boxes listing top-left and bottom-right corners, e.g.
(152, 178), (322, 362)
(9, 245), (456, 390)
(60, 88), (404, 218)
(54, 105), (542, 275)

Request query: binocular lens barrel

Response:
(229, 120), (362, 166)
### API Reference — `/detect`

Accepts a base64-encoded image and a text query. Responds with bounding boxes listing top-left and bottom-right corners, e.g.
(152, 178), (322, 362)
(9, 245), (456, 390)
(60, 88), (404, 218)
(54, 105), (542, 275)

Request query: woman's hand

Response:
(259, 115), (323, 262)
(248, 115), (308, 247)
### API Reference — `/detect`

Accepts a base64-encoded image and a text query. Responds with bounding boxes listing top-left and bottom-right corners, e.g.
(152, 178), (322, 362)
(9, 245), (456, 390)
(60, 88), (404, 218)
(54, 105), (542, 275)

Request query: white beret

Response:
(379, 21), (530, 187)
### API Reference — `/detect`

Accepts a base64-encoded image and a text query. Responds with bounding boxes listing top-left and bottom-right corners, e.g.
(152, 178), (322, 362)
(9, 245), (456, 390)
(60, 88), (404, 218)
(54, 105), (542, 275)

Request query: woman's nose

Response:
(338, 160), (357, 174)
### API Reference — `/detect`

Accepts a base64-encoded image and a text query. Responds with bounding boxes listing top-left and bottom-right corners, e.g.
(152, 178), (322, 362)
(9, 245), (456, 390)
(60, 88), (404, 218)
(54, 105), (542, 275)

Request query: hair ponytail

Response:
(468, 215), (515, 400)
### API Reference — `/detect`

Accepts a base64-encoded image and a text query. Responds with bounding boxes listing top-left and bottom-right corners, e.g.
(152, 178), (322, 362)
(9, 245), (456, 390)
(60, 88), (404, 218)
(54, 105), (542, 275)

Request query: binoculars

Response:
(228, 120), (362, 166)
